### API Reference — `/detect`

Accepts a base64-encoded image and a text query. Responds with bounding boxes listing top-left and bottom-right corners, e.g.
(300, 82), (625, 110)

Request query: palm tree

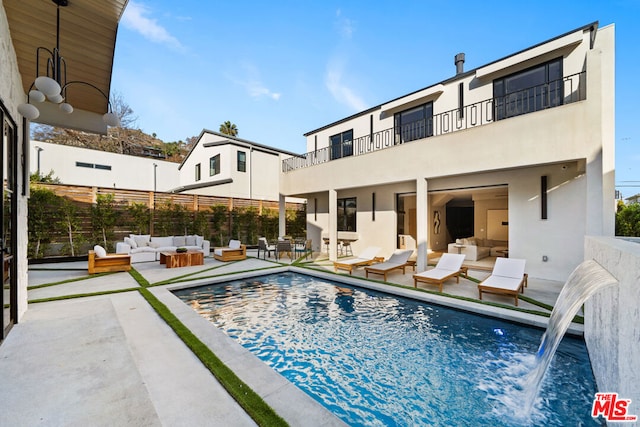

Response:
(219, 121), (238, 136)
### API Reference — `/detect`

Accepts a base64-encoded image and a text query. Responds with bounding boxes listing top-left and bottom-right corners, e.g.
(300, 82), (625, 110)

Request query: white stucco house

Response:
(280, 21), (615, 282)
(175, 129), (301, 202)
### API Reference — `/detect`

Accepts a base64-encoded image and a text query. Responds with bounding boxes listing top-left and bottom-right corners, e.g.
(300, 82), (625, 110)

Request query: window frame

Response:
(209, 154), (220, 176)
(493, 57), (563, 120)
(237, 150), (246, 172)
(195, 163), (201, 181)
(337, 197), (357, 232)
(394, 102), (433, 144)
(329, 129), (353, 160)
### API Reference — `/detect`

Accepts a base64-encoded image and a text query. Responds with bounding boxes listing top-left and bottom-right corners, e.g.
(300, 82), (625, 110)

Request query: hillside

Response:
(32, 125), (194, 163)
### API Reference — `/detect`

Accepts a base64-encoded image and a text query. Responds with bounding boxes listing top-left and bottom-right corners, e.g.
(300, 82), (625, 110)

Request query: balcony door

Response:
(1, 101), (17, 342)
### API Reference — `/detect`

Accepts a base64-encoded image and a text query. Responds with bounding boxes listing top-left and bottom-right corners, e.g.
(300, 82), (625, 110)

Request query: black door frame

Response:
(1, 99), (19, 343)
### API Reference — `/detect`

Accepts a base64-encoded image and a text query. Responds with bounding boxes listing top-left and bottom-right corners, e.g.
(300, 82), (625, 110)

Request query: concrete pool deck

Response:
(0, 251), (575, 426)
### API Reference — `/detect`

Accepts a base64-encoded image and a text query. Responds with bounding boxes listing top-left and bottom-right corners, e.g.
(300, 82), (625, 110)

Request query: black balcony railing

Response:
(282, 72), (586, 172)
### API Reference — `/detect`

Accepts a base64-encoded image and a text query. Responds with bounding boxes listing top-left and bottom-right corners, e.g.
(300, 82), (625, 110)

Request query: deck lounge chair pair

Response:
(333, 246), (382, 274)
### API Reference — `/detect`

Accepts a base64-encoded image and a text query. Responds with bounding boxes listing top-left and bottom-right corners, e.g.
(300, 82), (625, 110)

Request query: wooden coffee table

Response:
(159, 250), (204, 268)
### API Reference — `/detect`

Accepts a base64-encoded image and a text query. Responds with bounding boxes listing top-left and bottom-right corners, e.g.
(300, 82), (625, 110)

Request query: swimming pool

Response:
(173, 272), (600, 426)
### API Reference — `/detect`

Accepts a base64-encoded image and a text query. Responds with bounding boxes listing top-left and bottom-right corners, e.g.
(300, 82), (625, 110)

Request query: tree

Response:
(616, 201), (640, 236)
(127, 202), (151, 235)
(110, 91), (138, 129)
(59, 197), (85, 256)
(28, 186), (62, 258)
(219, 121), (238, 137)
(92, 193), (120, 249)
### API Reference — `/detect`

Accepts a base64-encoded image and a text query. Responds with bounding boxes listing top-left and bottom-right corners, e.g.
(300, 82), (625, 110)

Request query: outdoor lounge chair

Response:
(333, 246), (382, 275)
(88, 245), (131, 274)
(412, 253), (466, 291)
(213, 240), (247, 261)
(364, 249), (414, 281)
(478, 257), (528, 306)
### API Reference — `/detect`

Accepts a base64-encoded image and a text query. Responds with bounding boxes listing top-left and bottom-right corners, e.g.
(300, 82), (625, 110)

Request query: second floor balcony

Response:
(283, 72), (586, 172)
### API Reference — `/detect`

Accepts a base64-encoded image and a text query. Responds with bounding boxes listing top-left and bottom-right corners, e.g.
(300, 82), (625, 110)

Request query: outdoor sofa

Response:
(116, 234), (210, 263)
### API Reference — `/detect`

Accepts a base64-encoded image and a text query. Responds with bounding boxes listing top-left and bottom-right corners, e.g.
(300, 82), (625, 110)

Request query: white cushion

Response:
(195, 235), (204, 246)
(132, 234), (150, 247)
(173, 236), (186, 246)
(229, 239), (241, 249)
(151, 236), (174, 247)
(93, 245), (107, 258)
(214, 248), (224, 256)
(185, 235), (196, 246)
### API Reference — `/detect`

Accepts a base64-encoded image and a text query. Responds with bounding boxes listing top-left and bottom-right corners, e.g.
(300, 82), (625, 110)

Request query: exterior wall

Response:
(584, 237), (640, 413)
(284, 23), (613, 281)
(30, 141), (178, 192)
(1, 3), (29, 320)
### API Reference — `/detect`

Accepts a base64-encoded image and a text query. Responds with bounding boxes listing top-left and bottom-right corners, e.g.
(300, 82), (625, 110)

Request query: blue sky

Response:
(111, 1), (640, 196)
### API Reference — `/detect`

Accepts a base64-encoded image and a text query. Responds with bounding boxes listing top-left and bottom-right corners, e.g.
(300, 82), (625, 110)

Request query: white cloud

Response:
(325, 60), (367, 112)
(335, 9), (355, 39)
(228, 63), (281, 101)
(121, 2), (183, 51)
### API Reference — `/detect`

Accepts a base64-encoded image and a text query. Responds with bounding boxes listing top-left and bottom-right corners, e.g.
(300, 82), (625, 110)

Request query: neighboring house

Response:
(176, 129), (301, 202)
(280, 22), (615, 282)
(30, 141), (178, 192)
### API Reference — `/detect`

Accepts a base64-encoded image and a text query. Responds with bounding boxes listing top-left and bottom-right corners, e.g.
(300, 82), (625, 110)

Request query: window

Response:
(330, 130), (353, 160)
(195, 163), (201, 181)
(394, 102), (433, 144)
(337, 197), (356, 231)
(237, 151), (246, 172)
(210, 154), (220, 176)
(75, 162), (111, 170)
(493, 58), (563, 120)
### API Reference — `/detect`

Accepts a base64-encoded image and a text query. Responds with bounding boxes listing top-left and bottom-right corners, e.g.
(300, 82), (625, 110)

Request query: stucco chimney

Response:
(455, 53), (465, 74)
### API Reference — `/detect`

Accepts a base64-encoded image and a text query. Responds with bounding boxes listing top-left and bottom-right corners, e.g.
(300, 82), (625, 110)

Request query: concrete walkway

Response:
(1, 251), (572, 426)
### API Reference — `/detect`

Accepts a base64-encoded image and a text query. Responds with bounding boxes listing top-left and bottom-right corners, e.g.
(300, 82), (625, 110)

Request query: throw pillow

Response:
(133, 234), (151, 247)
(229, 239), (241, 249)
(124, 236), (137, 249)
(185, 235), (196, 246)
(173, 236), (186, 246)
(195, 235), (204, 246)
(94, 245), (107, 258)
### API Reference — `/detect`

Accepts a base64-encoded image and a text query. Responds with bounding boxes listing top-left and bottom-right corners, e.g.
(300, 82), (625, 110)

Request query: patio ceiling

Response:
(4, 0), (127, 133)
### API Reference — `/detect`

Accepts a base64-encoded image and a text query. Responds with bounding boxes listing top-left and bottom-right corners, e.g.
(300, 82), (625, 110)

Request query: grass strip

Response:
(28, 287), (140, 304)
(137, 287), (288, 427)
(128, 268), (150, 287)
(27, 272), (113, 290)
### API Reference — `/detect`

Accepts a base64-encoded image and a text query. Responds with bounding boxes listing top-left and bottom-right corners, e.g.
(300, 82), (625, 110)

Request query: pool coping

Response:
(151, 266), (582, 426)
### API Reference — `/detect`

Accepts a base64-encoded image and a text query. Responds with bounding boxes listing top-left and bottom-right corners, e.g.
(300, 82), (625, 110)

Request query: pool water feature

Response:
(174, 272), (600, 426)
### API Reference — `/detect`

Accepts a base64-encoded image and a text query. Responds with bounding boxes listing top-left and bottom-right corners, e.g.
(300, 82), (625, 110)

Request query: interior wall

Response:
(473, 197), (509, 241)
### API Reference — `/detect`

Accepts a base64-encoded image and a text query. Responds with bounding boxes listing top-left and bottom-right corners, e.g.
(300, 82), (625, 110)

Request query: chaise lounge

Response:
(333, 246), (381, 275)
(413, 253), (467, 291)
(364, 249), (414, 281)
(88, 245), (131, 274)
(478, 257), (528, 306)
(213, 239), (247, 261)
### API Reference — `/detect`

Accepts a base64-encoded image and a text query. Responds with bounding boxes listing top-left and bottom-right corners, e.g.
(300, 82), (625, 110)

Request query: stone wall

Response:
(584, 236), (640, 418)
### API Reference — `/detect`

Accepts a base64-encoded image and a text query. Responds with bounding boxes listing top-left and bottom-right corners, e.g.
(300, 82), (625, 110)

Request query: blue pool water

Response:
(173, 272), (600, 426)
